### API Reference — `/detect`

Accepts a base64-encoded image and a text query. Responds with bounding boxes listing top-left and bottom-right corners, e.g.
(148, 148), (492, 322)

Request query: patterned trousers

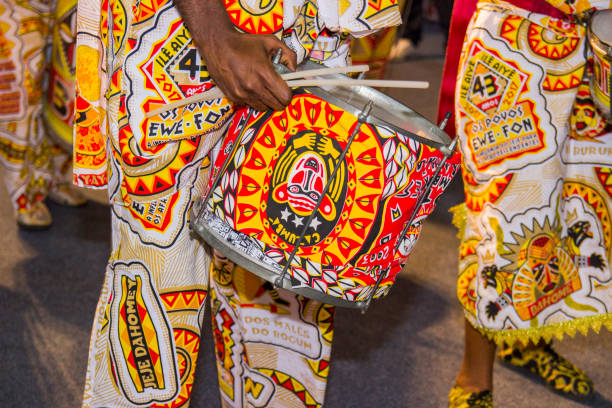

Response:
(82, 151), (335, 408)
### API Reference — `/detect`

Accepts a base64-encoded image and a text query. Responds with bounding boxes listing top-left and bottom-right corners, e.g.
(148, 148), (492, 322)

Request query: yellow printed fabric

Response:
(73, 0), (402, 189)
(76, 0), (401, 407)
(455, 0), (612, 346)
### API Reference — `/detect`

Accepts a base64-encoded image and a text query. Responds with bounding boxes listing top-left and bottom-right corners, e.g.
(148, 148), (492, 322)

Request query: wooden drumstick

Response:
(144, 65), (370, 118)
(285, 79), (430, 89)
(279, 64), (369, 80)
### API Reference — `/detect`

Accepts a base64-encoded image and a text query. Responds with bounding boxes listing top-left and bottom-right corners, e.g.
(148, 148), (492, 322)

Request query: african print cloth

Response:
(205, 93), (458, 303)
(83, 159), (335, 408)
(0, 0), (73, 214)
(453, 0), (612, 346)
(73, 0), (402, 190)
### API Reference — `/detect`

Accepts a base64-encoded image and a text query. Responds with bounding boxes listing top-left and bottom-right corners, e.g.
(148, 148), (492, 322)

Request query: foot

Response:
(498, 343), (594, 399)
(48, 183), (87, 207)
(449, 385), (493, 408)
(16, 201), (52, 230)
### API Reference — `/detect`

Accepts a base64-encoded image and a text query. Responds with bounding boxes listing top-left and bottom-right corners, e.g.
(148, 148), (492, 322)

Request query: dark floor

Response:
(1, 25), (611, 408)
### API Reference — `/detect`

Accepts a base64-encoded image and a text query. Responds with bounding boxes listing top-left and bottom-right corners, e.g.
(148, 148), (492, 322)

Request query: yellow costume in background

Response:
(453, 0), (612, 346)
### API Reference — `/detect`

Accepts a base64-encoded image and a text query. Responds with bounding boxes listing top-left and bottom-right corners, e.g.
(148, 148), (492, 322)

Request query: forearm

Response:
(172, 0), (295, 111)
(173, 0), (236, 56)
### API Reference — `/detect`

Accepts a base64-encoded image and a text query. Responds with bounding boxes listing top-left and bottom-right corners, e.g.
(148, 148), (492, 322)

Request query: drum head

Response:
(296, 61), (453, 150)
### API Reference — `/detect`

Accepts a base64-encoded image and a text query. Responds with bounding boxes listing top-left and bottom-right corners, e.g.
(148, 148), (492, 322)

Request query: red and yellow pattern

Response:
(224, 0), (283, 34)
(463, 168), (513, 211)
(258, 369), (321, 408)
(117, 274), (166, 392)
(563, 181), (612, 258)
(151, 328), (201, 408)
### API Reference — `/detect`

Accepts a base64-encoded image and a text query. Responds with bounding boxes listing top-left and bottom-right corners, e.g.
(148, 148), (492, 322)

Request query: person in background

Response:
(389, 0), (453, 60)
(0, 0), (85, 230)
(438, 0), (612, 406)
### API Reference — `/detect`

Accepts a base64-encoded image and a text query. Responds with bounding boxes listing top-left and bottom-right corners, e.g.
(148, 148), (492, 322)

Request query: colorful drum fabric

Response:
(454, 0), (612, 345)
(43, 0), (76, 149)
(194, 87), (459, 307)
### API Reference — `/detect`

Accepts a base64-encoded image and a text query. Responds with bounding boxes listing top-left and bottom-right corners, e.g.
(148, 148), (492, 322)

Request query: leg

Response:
(456, 318), (496, 392)
(448, 318), (495, 408)
(82, 189), (210, 407)
(0, 0), (54, 228)
(210, 253), (334, 407)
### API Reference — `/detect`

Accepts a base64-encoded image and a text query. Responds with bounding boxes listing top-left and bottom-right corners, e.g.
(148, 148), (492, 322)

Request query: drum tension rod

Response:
(274, 101), (374, 290)
(359, 112), (456, 312)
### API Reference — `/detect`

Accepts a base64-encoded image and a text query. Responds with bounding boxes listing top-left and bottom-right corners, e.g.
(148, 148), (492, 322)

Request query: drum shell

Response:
(43, 0), (76, 149)
(195, 89), (459, 306)
(588, 10), (612, 123)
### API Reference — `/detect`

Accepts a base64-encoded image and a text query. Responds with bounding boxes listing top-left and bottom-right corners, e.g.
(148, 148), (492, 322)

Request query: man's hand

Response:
(201, 31), (297, 112)
(174, 0), (297, 112)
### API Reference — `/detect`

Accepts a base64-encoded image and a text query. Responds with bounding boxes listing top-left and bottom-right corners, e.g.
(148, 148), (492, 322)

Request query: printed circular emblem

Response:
(232, 94), (382, 264)
(125, 5), (233, 149)
(527, 23), (580, 61)
(267, 130), (348, 247)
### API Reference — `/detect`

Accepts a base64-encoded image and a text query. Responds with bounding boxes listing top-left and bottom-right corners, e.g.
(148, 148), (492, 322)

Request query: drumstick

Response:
(279, 64), (369, 80)
(285, 79), (430, 89)
(145, 65), (370, 118)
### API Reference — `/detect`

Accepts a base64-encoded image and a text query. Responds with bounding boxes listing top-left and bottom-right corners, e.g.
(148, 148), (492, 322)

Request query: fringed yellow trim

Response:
(450, 203), (467, 239)
(467, 313), (612, 347)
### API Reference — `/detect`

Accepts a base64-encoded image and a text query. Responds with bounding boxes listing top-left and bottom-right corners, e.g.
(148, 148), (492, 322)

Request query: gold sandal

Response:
(449, 385), (493, 408)
(498, 343), (594, 399)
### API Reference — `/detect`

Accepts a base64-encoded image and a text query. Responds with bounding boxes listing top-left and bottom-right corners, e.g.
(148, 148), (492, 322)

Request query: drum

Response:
(190, 65), (459, 310)
(588, 9), (612, 123)
(43, 0), (76, 149)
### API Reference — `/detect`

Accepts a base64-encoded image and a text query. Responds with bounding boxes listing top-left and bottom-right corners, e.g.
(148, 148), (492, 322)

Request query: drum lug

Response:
(359, 267), (388, 314)
(440, 136), (458, 157)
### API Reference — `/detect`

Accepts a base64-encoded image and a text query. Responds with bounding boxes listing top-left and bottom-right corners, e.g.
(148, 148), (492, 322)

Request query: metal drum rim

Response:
(190, 207), (368, 309)
(588, 9), (612, 57)
(295, 61), (454, 152)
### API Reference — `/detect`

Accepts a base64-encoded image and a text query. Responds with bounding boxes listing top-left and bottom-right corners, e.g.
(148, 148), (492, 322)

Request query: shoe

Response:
(16, 201), (52, 230)
(389, 38), (415, 61)
(449, 385), (493, 408)
(498, 343), (594, 400)
(48, 183), (87, 207)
